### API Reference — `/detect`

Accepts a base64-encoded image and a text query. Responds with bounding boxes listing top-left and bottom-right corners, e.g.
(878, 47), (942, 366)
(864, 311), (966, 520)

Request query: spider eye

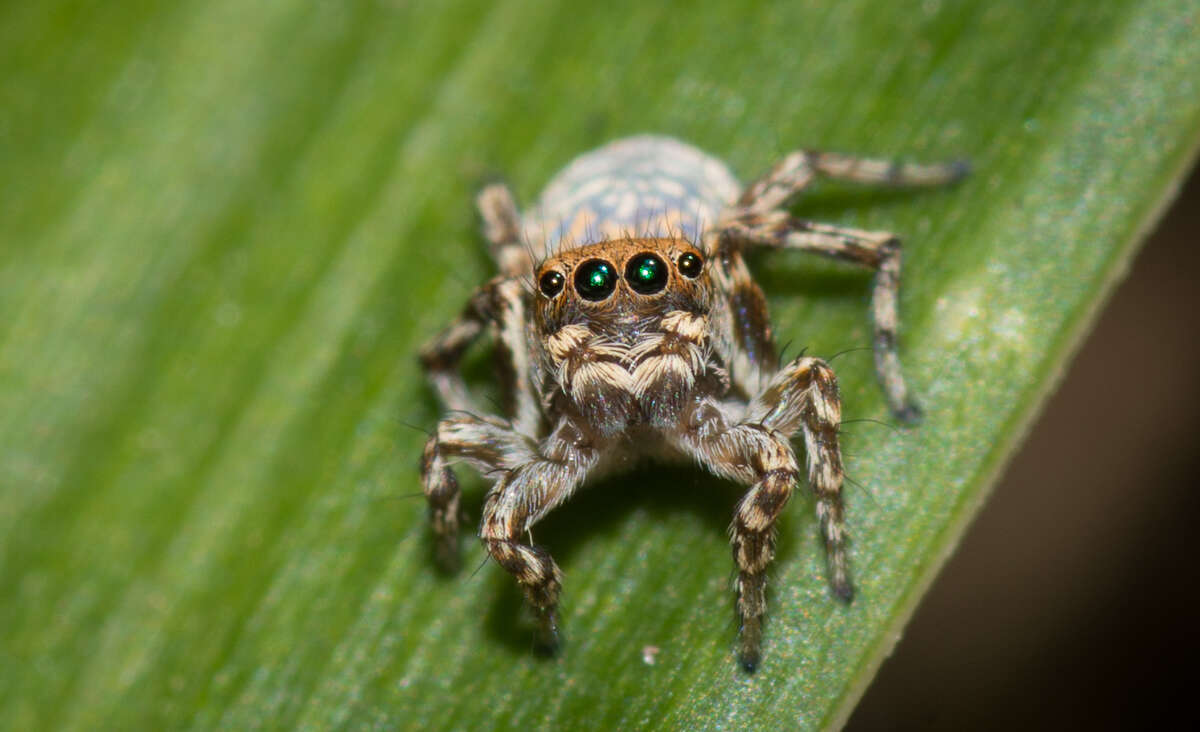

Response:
(625, 253), (668, 295)
(539, 270), (565, 297)
(574, 259), (617, 301)
(677, 252), (703, 278)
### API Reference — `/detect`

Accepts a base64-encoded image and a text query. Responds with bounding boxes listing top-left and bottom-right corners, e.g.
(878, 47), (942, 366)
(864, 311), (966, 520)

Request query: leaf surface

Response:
(1, 1), (1198, 729)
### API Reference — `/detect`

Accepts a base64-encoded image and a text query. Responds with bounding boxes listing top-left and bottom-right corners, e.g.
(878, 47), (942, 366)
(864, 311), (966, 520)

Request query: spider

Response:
(419, 135), (966, 671)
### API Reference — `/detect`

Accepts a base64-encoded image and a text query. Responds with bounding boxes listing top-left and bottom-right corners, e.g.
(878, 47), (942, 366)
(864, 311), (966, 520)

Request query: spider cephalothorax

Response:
(532, 238), (721, 436)
(418, 135), (965, 670)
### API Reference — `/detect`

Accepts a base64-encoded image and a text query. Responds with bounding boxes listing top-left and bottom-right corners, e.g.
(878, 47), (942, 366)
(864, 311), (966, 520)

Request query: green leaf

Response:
(2, 1), (1197, 729)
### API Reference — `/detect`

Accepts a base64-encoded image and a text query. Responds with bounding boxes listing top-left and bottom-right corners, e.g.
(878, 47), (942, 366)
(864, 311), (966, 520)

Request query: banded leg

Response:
(680, 357), (847, 671)
(704, 233), (778, 398)
(671, 404), (792, 670)
(418, 276), (540, 435)
(677, 411), (800, 671)
(480, 418), (599, 651)
(738, 149), (969, 213)
(421, 413), (536, 571)
(748, 356), (851, 600)
(418, 299), (485, 414)
(477, 182), (531, 278)
(721, 210), (921, 421)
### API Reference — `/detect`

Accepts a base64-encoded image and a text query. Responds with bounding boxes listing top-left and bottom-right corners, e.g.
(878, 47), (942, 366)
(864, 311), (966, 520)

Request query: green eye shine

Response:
(574, 259), (617, 301)
(625, 253), (668, 294)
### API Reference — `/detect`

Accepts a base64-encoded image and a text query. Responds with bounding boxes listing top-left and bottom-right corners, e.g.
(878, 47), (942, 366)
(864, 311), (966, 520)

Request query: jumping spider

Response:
(419, 135), (966, 670)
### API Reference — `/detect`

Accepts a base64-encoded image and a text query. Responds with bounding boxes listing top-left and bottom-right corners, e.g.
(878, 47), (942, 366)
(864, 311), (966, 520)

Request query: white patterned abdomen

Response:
(523, 135), (741, 255)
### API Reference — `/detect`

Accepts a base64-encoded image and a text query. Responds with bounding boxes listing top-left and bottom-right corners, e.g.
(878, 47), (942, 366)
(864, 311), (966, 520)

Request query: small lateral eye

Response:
(539, 270), (565, 297)
(677, 251), (703, 278)
(574, 259), (617, 301)
(625, 253), (668, 295)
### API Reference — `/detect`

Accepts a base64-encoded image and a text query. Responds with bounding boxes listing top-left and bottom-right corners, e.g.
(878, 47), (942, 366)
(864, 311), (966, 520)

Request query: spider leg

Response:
(674, 356), (846, 671)
(477, 182), (532, 277)
(418, 298), (486, 415)
(748, 356), (850, 599)
(421, 413), (537, 571)
(486, 278), (541, 436)
(719, 210), (922, 422)
(738, 149), (969, 213)
(702, 235), (778, 398)
(418, 276), (541, 435)
(675, 405), (799, 672)
(479, 417), (599, 652)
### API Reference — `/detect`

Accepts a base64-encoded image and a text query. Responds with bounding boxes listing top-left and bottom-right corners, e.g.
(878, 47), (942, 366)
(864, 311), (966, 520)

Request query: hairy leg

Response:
(738, 149), (969, 213)
(417, 276), (541, 434)
(420, 184), (535, 421)
(674, 400), (800, 671)
(479, 418), (599, 651)
(417, 299), (485, 414)
(477, 182), (531, 278)
(676, 355), (848, 671)
(421, 413), (537, 571)
(703, 234), (778, 398)
(748, 355), (850, 598)
(720, 210), (921, 421)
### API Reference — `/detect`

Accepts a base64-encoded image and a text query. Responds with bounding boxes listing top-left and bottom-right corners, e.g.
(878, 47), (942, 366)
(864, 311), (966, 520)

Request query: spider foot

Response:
(433, 532), (461, 574)
(738, 617), (764, 674)
(532, 608), (561, 657)
(893, 401), (924, 426)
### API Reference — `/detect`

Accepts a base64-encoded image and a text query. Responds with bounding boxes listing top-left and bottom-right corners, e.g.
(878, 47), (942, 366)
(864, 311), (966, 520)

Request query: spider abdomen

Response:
(523, 135), (741, 252)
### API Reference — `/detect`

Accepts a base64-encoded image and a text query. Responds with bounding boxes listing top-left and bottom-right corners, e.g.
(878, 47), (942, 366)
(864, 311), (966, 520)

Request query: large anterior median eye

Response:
(625, 253), (668, 294)
(574, 259), (617, 301)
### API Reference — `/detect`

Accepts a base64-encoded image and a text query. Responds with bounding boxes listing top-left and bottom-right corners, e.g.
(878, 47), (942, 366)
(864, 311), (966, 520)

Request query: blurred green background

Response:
(2, 1), (1197, 729)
